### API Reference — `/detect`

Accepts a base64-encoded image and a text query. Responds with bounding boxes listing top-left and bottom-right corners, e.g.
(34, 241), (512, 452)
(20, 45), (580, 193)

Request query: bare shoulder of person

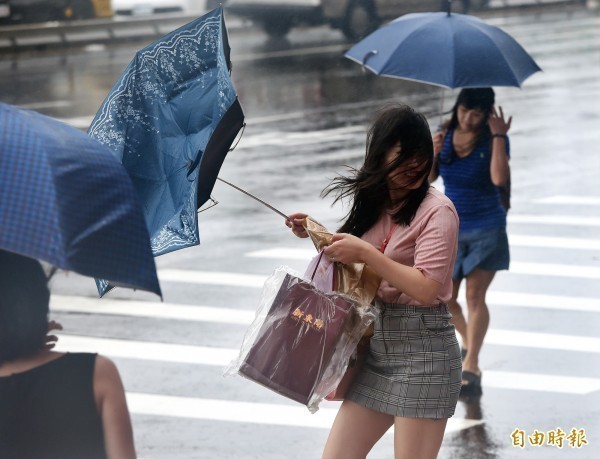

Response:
(95, 354), (119, 377)
(93, 355), (125, 404)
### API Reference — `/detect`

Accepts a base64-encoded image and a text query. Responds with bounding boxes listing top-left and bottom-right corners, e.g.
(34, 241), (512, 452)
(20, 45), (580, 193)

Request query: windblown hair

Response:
(0, 250), (50, 364)
(323, 104), (434, 236)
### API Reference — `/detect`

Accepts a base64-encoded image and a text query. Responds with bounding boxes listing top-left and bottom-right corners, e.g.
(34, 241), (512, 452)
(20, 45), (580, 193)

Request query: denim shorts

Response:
(453, 227), (510, 280)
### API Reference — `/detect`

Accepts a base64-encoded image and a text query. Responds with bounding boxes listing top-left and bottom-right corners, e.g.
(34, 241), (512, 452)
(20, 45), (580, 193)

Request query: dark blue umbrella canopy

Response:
(88, 7), (244, 262)
(345, 11), (542, 88)
(0, 102), (161, 297)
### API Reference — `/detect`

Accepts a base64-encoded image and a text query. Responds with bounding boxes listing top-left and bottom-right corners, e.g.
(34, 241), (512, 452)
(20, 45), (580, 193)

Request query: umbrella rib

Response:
(467, 20), (535, 87)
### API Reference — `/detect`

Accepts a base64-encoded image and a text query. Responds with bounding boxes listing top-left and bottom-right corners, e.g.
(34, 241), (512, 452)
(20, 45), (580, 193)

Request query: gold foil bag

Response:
(303, 217), (381, 314)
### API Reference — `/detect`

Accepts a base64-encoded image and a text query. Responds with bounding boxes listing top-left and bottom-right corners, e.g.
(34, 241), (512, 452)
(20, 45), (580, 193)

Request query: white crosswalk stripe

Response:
(54, 326), (600, 360)
(157, 261), (600, 287)
(51, 295), (256, 324)
(126, 392), (483, 433)
(53, 334), (600, 395)
(50, 291), (600, 319)
(534, 195), (600, 206)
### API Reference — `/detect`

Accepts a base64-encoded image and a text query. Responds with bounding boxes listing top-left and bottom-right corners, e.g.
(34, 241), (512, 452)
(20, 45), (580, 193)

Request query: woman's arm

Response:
(94, 355), (136, 459)
(488, 106), (511, 186)
(428, 130), (445, 183)
(324, 234), (443, 305)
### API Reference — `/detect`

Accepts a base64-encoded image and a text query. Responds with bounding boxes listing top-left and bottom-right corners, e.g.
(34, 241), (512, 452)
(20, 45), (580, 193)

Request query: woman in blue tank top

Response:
(429, 88), (512, 396)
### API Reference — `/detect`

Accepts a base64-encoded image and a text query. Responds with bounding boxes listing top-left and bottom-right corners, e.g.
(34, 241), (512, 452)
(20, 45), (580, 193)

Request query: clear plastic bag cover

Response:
(225, 265), (377, 413)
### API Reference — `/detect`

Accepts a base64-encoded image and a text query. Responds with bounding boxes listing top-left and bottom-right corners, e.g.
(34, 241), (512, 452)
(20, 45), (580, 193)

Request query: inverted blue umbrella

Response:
(345, 9), (542, 88)
(88, 7), (244, 270)
(0, 103), (161, 297)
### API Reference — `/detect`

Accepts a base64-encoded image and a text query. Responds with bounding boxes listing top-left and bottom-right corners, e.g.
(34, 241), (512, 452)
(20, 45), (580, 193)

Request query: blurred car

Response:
(225, 0), (486, 39)
(0, 0), (112, 25)
(0, 1), (10, 20)
(112, 0), (191, 15)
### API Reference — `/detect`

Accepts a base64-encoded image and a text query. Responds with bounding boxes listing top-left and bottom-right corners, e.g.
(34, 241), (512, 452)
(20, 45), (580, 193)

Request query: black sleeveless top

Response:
(0, 353), (107, 459)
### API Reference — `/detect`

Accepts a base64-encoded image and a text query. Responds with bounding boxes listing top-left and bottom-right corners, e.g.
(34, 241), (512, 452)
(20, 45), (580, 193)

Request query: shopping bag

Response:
(325, 337), (369, 401)
(226, 267), (376, 413)
(301, 218), (382, 400)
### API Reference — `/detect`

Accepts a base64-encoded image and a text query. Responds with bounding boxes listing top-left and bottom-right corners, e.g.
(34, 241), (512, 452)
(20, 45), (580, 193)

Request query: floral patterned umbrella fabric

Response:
(88, 7), (244, 289)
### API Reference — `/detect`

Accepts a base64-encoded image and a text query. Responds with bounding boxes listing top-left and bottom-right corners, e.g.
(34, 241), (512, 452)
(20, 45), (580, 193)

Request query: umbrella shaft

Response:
(217, 178), (289, 221)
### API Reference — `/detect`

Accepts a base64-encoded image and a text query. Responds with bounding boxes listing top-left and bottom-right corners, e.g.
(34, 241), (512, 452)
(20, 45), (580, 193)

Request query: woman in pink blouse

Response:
(287, 104), (461, 459)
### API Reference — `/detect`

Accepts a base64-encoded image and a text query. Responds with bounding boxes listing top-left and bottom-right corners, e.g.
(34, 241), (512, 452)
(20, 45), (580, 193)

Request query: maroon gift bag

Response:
(239, 273), (357, 406)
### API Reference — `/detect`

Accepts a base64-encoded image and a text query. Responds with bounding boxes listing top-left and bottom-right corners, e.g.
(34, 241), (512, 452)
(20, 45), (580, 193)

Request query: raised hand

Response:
(44, 320), (63, 350)
(433, 130), (446, 156)
(488, 106), (512, 136)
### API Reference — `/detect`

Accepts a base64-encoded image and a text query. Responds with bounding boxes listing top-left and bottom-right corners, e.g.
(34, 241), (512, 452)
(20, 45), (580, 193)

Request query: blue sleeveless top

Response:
(438, 129), (510, 233)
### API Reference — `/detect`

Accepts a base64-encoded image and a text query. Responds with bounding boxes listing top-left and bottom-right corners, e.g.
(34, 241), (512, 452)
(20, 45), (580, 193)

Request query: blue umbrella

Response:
(345, 11), (542, 88)
(0, 102), (161, 298)
(88, 7), (244, 267)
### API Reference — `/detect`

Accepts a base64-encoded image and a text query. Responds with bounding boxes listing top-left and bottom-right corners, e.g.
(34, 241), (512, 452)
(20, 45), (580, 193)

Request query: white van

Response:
(225, 0), (487, 39)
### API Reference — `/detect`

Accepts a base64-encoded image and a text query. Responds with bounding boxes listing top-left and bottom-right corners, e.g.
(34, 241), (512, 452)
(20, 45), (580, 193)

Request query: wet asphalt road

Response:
(1, 3), (600, 458)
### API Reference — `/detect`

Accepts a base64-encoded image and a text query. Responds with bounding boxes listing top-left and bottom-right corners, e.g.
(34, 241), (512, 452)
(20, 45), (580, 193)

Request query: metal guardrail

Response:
(0, 13), (206, 51)
(0, 0), (592, 53)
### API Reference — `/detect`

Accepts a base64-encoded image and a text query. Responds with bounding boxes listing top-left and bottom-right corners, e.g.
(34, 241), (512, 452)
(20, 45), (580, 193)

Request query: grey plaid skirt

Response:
(346, 303), (461, 419)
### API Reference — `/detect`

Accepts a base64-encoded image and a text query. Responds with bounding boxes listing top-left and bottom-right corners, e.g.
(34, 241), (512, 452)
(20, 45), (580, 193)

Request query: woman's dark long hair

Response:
(0, 250), (50, 364)
(323, 104), (434, 236)
(443, 87), (495, 146)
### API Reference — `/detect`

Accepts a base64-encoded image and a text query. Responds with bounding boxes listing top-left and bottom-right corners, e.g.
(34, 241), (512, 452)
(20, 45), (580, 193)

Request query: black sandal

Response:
(460, 370), (482, 396)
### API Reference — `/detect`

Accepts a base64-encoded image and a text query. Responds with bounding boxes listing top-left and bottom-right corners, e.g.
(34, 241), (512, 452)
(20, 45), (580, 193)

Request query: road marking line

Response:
(482, 371), (600, 395)
(159, 269), (267, 287)
(125, 392), (482, 433)
(20, 100), (72, 110)
(246, 238), (600, 260)
(158, 263), (600, 288)
(54, 336), (600, 394)
(508, 234), (600, 250)
(55, 327), (600, 360)
(50, 289), (600, 323)
(485, 329), (600, 354)
(50, 295), (255, 324)
(508, 262), (600, 279)
(535, 195), (600, 206)
(232, 125), (365, 149)
(507, 214), (600, 227)
(463, 291), (600, 313)
(245, 248), (314, 260)
(55, 335), (237, 366)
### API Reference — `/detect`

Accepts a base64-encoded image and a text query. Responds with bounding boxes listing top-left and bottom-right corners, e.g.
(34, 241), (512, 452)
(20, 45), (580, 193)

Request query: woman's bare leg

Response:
(447, 278), (467, 350)
(463, 269), (496, 376)
(394, 417), (448, 459)
(322, 400), (393, 459)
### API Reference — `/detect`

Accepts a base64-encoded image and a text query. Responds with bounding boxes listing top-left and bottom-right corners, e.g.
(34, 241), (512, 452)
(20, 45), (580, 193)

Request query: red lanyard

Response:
(379, 224), (398, 253)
